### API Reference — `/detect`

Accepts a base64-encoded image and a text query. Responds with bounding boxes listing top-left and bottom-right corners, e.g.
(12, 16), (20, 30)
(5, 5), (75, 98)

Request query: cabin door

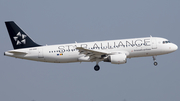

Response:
(38, 48), (44, 58)
(151, 38), (157, 49)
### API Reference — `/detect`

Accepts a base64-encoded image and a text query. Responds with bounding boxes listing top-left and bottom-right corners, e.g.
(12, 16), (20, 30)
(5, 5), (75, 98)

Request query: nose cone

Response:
(171, 44), (178, 52)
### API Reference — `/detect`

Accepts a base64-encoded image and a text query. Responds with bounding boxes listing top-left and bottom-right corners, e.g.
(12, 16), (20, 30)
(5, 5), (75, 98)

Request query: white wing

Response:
(76, 47), (110, 61)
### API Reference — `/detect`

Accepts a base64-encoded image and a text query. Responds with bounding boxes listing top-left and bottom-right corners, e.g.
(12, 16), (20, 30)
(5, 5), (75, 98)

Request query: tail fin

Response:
(5, 21), (41, 49)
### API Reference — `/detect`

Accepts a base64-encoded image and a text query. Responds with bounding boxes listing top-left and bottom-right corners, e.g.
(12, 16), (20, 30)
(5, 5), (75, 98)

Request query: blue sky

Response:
(0, 0), (180, 101)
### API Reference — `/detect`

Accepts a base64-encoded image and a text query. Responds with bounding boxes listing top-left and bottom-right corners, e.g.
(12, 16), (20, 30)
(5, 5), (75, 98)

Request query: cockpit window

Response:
(163, 41), (170, 44)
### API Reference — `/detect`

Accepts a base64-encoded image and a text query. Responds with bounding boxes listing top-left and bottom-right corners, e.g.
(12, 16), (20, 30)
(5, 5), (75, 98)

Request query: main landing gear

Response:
(153, 56), (158, 66)
(94, 59), (101, 71)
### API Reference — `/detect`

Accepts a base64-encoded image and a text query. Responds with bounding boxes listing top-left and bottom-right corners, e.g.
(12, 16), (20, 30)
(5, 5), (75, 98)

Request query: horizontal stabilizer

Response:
(8, 51), (27, 54)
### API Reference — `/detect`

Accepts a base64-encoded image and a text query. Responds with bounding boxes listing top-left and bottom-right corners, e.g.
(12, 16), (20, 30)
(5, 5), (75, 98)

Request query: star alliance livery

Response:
(4, 21), (178, 71)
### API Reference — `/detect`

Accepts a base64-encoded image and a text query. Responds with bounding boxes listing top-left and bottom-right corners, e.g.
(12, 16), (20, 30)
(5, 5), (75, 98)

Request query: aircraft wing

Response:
(76, 47), (110, 60)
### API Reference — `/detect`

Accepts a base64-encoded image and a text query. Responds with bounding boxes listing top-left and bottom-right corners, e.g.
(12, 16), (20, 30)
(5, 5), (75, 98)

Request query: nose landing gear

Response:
(154, 61), (158, 66)
(153, 56), (158, 66)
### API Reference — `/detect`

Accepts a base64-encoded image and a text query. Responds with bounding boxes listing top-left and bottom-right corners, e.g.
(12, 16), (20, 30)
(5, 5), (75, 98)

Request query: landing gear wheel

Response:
(154, 62), (158, 66)
(94, 65), (100, 71)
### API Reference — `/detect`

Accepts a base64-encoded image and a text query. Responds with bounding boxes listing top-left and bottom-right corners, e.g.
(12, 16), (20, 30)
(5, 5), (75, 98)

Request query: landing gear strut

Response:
(94, 59), (101, 71)
(153, 56), (158, 66)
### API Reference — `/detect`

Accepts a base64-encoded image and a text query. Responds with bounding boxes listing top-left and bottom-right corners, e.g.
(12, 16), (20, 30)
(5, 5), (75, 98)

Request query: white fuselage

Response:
(4, 37), (178, 63)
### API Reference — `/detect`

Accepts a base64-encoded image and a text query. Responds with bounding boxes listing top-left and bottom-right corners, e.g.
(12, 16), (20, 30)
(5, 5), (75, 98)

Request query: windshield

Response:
(163, 41), (170, 44)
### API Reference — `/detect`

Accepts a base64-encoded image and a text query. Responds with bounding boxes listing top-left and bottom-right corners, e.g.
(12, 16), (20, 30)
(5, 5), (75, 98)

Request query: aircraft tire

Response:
(154, 62), (158, 66)
(94, 65), (100, 71)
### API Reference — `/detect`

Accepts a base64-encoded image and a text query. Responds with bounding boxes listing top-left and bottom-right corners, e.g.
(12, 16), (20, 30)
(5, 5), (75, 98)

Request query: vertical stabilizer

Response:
(5, 21), (41, 49)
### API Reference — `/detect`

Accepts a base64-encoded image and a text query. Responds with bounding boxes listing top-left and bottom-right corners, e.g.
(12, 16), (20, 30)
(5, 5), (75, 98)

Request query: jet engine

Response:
(104, 54), (127, 64)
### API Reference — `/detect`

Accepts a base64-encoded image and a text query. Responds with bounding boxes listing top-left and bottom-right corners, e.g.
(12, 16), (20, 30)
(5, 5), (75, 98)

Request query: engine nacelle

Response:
(104, 54), (127, 64)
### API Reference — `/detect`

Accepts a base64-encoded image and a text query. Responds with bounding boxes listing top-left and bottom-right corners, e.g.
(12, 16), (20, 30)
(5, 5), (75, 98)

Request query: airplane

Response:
(4, 21), (178, 71)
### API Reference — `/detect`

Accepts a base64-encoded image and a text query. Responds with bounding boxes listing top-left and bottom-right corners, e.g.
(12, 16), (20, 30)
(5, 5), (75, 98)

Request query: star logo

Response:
(13, 32), (27, 45)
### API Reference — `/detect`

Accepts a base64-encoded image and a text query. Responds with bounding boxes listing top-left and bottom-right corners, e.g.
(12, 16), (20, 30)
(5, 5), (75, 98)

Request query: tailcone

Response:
(4, 51), (14, 56)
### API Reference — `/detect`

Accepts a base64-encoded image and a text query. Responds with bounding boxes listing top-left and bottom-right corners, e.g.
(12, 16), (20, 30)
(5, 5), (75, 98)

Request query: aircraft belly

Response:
(44, 52), (79, 63)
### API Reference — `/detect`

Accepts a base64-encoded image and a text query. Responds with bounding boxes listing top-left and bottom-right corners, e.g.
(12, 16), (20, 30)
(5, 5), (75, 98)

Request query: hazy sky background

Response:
(0, 0), (180, 101)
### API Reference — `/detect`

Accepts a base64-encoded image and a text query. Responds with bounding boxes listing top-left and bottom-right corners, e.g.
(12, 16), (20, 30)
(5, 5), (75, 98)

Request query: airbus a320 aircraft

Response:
(4, 21), (178, 71)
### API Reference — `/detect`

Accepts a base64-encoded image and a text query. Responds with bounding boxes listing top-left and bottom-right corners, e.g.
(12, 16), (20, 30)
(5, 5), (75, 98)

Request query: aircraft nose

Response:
(171, 44), (178, 51)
